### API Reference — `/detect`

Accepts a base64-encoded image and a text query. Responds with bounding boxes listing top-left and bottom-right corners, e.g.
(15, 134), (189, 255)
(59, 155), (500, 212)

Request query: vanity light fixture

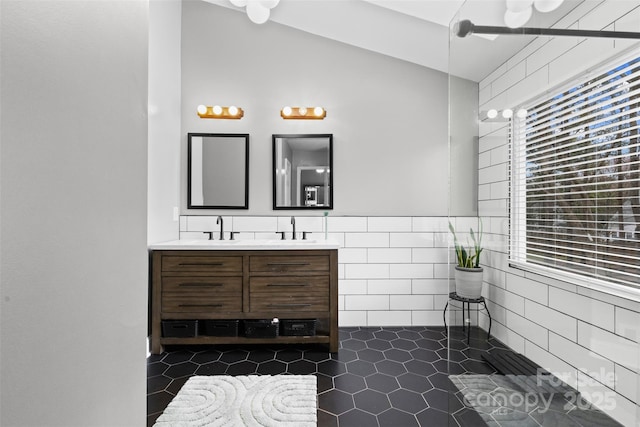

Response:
(197, 104), (244, 119)
(280, 106), (326, 120)
(480, 108), (527, 122)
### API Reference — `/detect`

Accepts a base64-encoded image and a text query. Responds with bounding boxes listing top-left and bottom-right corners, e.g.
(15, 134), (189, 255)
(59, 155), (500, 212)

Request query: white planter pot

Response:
(454, 266), (484, 299)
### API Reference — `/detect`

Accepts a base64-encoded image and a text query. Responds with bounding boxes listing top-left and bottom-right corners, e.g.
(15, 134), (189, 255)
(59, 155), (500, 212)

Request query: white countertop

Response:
(148, 238), (340, 251)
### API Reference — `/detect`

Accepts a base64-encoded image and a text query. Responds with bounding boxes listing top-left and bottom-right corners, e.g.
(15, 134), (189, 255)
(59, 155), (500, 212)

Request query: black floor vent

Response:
(482, 349), (576, 395)
(482, 349), (545, 376)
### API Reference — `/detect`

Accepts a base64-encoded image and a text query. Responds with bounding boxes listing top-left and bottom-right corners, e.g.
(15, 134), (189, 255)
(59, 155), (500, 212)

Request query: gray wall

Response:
(181, 0), (476, 216)
(149, 0), (182, 243)
(449, 75), (480, 216)
(1, 1), (148, 425)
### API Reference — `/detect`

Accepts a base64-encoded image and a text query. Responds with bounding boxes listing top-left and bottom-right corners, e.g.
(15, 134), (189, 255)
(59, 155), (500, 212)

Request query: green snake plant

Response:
(448, 219), (483, 268)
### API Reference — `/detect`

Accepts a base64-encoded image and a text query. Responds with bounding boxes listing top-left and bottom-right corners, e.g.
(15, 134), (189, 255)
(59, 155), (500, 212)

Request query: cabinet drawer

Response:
(162, 276), (242, 294)
(249, 276), (329, 294)
(162, 255), (242, 273)
(249, 294), (329, 312)
(250, 255), (329, 273)
(162, 295), (242, 313)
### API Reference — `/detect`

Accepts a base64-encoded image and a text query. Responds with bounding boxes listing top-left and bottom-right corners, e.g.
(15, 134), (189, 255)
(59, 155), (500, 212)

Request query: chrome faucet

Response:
(216, 216), (224, 240)
(291, 216), (297, 240)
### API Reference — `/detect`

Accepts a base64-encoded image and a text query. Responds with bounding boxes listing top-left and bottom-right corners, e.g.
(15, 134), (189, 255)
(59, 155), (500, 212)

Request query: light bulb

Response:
(247, 1), (270, 24)
(282, 106), (292, 116)
(506, 0), (533, 13)
(298, 107), (308, 116)
(197, 105), (208, 115)
(502, 109), (514, 119)
(316, 168), (325, 173)
(228, 106), (239, 116)
(260, 0), (280, 9)
(212, 105), (223, 115)
(516, 108), (528, 119)
(487, 109), (498, 119)
(504, 7), (532, 28)
(534, 0), (564, 13)
(314, 107), (324, 117)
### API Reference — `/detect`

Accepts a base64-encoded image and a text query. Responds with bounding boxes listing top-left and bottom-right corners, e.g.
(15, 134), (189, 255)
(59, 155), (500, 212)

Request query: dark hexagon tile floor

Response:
(147, 326), (509, 427)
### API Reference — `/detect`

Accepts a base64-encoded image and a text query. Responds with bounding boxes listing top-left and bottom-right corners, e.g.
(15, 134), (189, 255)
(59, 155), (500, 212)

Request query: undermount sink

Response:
(237, 239), (319, 245)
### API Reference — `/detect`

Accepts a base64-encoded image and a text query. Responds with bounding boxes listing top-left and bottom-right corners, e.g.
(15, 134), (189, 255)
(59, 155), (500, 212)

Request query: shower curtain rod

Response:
(455, 19), (640, 40)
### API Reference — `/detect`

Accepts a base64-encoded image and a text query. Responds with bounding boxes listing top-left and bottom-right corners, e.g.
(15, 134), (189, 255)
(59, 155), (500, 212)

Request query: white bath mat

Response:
(153, 375), (317, 427)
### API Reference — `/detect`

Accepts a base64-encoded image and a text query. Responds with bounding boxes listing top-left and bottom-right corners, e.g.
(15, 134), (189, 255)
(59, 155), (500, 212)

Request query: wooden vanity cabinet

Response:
(150, 249), (338, 354)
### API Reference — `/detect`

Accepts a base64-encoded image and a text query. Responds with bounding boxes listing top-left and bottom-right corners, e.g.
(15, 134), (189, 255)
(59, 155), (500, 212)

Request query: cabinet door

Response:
(250, 255), (329, 273)
(249, 276), (329, 312)
(162, 255), (242, 273)
(162, 295), (242, 313)
(163, 276), (242, 293)
(162, 276), (242, 313)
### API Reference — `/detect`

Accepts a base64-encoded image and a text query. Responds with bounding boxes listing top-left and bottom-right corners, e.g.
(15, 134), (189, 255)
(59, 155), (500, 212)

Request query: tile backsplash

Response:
(180, 215), (474, 328)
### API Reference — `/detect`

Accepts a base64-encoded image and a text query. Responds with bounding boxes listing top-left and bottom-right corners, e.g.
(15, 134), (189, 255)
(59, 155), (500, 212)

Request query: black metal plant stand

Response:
(443, 292), (492, 344)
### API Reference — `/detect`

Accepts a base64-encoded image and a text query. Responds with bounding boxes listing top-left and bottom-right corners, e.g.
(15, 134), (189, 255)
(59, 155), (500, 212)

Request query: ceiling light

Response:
(516, 108), (528, 119)
(502, 109), (513, 119)
(506, 0), (533, 13)
(504, 6), (532, 28)
(246, 1), (270, 24)
(260, 0), (280, 8)
(233, 0), (280, 24)
(534, 0), (564, 13)
(487, 109), (498, 119)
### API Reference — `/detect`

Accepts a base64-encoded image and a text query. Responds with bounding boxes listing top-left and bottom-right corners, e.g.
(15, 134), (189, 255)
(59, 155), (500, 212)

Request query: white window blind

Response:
(511, 52), (640, 289)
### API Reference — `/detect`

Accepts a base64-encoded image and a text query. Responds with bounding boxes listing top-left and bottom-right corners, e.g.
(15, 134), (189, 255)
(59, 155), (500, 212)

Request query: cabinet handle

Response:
(266, 262), (310, 266)
(178, 304), (223, 308)
(178, 262), (224, 266)
(268, 303), (312, 308)
(266, 283), (310, 287)
(179, 283), (224, 288)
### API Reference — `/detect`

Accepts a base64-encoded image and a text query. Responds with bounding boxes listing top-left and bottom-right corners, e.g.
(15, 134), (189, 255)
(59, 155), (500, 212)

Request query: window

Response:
(511, 53), (640, 290)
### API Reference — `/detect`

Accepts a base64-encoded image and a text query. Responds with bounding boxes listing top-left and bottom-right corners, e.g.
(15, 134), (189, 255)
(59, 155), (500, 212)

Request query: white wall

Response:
(148, 0), (182, 244)
(0, 1), (148, 425)
(474, 2), (640, 425)
(179, 0), (476, 217)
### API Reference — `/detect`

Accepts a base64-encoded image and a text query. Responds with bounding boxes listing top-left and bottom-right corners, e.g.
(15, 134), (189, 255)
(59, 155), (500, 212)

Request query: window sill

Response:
(508, 260), (640, 304)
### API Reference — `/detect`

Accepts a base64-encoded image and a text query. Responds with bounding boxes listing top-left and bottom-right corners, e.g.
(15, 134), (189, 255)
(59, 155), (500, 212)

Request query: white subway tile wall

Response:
(478, 2), (640, 424)
(179, 215), (480, 329)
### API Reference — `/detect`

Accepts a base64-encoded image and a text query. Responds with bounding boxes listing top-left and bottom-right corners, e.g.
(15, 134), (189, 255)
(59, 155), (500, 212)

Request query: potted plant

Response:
(448, 220), (484, 299)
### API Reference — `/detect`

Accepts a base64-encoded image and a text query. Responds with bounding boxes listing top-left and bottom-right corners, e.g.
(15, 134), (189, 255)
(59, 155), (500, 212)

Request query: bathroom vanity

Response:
(149, 239), (339, 354)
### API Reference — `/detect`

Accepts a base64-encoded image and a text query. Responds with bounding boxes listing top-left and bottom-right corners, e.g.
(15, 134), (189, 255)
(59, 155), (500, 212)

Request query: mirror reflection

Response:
(273, 134), (333, 210)
(188, 133), (249, 209)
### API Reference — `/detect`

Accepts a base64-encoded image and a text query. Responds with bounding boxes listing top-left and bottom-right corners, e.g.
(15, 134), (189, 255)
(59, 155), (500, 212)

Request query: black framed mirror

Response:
(188, 133), (249, 209)
(273, 134), (333, 210)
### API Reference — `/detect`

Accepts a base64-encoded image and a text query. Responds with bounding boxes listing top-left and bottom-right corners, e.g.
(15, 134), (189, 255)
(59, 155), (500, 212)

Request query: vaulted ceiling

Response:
(205, 0), (586, 82)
